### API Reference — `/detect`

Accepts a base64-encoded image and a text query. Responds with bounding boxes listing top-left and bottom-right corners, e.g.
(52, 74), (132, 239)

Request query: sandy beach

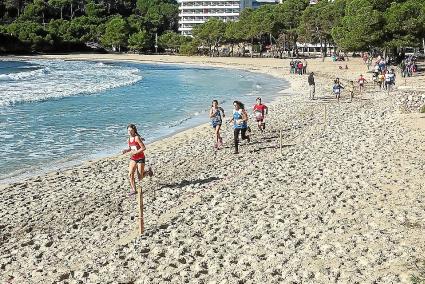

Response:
(1, 54), (425, 283)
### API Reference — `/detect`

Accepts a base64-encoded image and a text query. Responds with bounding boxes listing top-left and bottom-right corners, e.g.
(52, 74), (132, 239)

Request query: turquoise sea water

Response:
(0, 59), (287, 183)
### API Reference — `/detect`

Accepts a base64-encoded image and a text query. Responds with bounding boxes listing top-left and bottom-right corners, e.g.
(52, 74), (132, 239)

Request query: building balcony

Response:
(179, 17), (237, 23)
(179, 5), (239, 9)
(179, 19), (206, 24)
(178, 0), (240, 2)
(179, 1), (240, 3)
(179, 2), (240, 5)
(179, 13), (239, 17)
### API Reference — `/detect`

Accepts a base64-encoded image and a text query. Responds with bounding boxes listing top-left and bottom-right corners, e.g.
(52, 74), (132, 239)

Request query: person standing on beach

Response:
(348, 80), (355, 102)
(209, 100), (225, 149)
(357, 74), (367, 93)
(122, 124), (153, 196)
(332, 78), (344, 103)
(378, 71), (385, 90)
(362, 52), (368, 64)
(253, 97), (268, 132)
(229, 101), (250, 154)
(366, 57), (372, 70)
(303, 59), (308, 74)
(308, 72), (315, 100)
(384, 69), (396, 92)
(374, 63), (380, 74)
(297, 61), (303, 75)
(290, 60), (295, 74)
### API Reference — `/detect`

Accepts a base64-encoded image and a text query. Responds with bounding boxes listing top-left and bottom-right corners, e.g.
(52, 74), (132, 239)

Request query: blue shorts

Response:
(212, 121), (222, 128)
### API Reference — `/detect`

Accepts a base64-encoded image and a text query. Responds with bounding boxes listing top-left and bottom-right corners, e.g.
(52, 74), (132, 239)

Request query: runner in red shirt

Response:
(253, 97), (268, 132)
(122, 124), (153, 196)
(357, 74), (367, 93)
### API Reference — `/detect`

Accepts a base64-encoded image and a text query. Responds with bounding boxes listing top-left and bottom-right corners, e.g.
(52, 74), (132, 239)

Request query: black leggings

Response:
(234, 128), (249, 152)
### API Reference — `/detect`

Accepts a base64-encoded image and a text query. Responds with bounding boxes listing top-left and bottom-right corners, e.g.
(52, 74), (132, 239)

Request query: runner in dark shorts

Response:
(252, 97), (268, 132)
(209, 100), (225, 149)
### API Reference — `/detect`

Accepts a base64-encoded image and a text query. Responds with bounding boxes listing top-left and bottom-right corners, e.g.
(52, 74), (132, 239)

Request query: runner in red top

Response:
(253, 97), (268, 132)
(357, 74), (367, 93)
(122, 124), (153, 196)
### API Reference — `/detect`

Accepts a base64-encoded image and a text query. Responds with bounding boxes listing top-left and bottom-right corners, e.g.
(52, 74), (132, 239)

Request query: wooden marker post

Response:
(137, 185), (144, 235)
(324, 105), (327, 130)
(280, 129), (283, 155)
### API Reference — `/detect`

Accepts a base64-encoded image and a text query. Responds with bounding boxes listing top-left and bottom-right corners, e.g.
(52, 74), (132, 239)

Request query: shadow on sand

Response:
(158, 176), (220, 190)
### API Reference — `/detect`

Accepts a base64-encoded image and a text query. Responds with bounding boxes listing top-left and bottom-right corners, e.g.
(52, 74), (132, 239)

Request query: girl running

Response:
(253, 97), (268, 132)
(229, 101), (250, 154)
(378, 72), (385, 90)
(122, 124), (153, 196)
(357, 74), (367, 93)
(209, 100), (225, 149)
(332, 78), (344, 102)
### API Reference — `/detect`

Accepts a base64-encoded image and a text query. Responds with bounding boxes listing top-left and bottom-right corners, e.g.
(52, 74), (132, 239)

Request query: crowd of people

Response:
(289, 59), (308, 75)
(371, 57), (396, 91)
(209, 97), (268, 154)
(307, 53), (403, 103)
(121, 97), (269, 196)
(123, 53), (412, 196)
(308, 72), (367, 102)
(400, 55), (418, 78)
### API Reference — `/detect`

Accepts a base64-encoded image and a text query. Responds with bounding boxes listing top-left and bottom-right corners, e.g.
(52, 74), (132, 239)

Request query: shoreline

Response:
(0, 55), (290, 186)
(1, 54), (425, 283)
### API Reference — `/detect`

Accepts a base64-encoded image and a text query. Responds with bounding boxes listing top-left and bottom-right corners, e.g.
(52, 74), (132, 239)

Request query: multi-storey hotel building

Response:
(177, 0), (242, 36)
(177, 0), (282, 36)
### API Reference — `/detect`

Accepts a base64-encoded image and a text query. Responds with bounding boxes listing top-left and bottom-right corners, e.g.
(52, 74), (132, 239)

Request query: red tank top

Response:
(128, 137), (145, 160)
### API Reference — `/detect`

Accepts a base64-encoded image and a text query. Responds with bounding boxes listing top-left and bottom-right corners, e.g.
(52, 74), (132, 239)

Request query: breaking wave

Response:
(0, 60), (142, 107)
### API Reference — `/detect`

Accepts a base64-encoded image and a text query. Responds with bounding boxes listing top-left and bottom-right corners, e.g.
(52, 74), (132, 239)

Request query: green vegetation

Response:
(420, 104), (425, 114)
(0, 0), (424, 54)
(190, 0), (424, 57)
(158, 30), (190, 53)
(0, 0), (180, 52)
(192, 18), (226, 56)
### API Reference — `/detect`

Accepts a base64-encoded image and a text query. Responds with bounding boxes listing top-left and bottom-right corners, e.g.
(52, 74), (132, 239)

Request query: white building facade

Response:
(177, 0), (241, 36)
(177, 0), (281, 36)
(177, 0), (330, 36)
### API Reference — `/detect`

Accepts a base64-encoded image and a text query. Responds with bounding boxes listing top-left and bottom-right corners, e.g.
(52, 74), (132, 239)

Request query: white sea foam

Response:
(0, 60), (142, 107)
(0, 67), (50, 81)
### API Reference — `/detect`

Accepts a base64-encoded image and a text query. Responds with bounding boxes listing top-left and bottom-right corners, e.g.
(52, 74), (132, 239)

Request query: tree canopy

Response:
(189, 0), (424, 56)
(0, 0), (179, 52)
(1, 0), (424, 54)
